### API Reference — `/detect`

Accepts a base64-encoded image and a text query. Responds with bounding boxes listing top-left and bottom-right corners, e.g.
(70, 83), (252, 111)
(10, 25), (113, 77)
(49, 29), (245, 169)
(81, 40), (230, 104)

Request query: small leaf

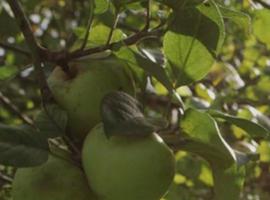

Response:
(35, 105), (68, 138)
(101, 91), (166, 137)
(164, 0), (225, 86)
(180, 108), (236, 168)
(0, 65), (18, 80)
(208, 110), (270, 138)
(94, 0), (110, 14)
(0, 124), (49, 167)
(253, 9), (270, 46)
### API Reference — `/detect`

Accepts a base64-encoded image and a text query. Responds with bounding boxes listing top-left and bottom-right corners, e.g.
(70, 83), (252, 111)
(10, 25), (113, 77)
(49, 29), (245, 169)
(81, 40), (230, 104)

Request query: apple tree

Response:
(0, 0), (270, 199)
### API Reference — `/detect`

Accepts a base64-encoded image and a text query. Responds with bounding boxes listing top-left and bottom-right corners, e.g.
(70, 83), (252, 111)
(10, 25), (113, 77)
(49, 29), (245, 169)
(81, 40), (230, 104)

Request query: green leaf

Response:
(0, 65), (18, 80)
(101, 91), (166, 137)
(180, 108), (235, 168)
(34, 105), (68, 139)
(164, 0), (225, 86)
(94, 0), (110, 14)
(208, 110), (270, 138)
(219, 6), (251, 33)
(253, 9), (270, 46)
(212, 164), (245, 200)
(74, 24), (125, 47)
(115, 47), (173, 91)
(0, 124), (49, 167)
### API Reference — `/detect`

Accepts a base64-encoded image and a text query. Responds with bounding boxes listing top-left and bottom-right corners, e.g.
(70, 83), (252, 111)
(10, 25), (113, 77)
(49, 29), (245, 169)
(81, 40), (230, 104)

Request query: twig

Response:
(106, 10), (120, 45)
(0, 91), (34, 126)
(68, 28), (164, 60)
(6, 0), (50, 103)
(80, 2), (94, 50)
(0, 42), (31, 57)
(143, 0), (151, 31)
(253, 0), (270, 9)
(0, 172), (13, 184)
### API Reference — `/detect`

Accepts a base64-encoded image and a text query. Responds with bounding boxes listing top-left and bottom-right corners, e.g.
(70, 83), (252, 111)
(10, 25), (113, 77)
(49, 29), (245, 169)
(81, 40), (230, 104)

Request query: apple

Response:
(12, 148), (97, 200)
(47, 57), (136, 143)
(82, 123), (175, 200)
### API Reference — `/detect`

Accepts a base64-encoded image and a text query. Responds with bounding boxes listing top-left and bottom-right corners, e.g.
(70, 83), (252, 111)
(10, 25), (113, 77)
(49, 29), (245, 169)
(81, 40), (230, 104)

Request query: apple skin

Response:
(82, 123), (175, 200)
(12, 149), (97, 200)
(47, 57), (136, 143)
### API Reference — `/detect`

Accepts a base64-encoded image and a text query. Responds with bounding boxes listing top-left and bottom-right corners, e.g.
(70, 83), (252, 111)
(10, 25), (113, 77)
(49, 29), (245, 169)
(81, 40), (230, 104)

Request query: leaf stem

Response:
(0, 91), (34, 126)
(0, 42), (31, 57)
(106, 9), (120, 45)
(80, 1), (95, 50)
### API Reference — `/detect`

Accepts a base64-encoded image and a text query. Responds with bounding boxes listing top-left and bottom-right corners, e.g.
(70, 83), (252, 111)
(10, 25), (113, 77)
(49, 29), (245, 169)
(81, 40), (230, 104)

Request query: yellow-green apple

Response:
(12, 148), (97, 200)
(82, 123), (175, 200)
(47, 57), (135, 143)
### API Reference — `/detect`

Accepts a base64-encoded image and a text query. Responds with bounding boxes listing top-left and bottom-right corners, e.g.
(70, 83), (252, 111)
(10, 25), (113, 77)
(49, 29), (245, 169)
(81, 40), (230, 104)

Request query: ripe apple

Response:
(12, 148), (97, 200)
(82, 123), (175, 200)
(47, 57), (136, 143)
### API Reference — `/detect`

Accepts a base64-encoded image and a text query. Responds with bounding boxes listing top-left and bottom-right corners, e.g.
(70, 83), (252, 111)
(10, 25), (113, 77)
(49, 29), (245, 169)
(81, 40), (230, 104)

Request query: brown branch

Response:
(253, 0), (270, 9)
(0, 91), (34, 126)
(68, 28), (164, 61)
(6, 0), (50, 102)
(0, 172), (13, 184)
(0, 42), (31, 57)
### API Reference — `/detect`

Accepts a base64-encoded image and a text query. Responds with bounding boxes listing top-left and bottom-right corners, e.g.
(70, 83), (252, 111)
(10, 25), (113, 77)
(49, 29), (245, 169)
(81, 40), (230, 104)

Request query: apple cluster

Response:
(12, 57), (175, 200)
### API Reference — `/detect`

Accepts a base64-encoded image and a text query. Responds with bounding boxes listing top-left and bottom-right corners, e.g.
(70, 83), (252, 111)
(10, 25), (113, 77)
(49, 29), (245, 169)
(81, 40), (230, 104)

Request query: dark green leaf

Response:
(212, 164), (245, 200)
(0, 124), (49, 167)
(35, 105), (68, 138)
(101, 91), (166, 137)
(0, 8), (20, 37)
(156, 0), (204, 9)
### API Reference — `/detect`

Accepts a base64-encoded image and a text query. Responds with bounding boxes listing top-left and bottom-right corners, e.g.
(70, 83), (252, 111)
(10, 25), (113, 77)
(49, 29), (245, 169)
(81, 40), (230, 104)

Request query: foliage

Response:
(0, 0), (270, 199)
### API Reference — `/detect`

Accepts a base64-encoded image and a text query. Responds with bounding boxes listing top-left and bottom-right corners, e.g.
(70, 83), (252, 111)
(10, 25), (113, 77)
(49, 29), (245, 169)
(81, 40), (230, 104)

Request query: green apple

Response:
(82, 123), (175, 200)
(12, 149), (97, 200)
(47, 57), (136, 143)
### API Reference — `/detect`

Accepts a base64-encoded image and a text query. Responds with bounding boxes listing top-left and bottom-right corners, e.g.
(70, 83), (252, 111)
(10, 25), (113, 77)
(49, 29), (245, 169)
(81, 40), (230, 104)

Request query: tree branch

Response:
(68, 28), (164, 60)
(0, 91), (34, 126)
(6, 0), (50, 102)
(253, 0), (270, 9)
(0, 172), (13, 184)
(0, 42), (31, 57)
